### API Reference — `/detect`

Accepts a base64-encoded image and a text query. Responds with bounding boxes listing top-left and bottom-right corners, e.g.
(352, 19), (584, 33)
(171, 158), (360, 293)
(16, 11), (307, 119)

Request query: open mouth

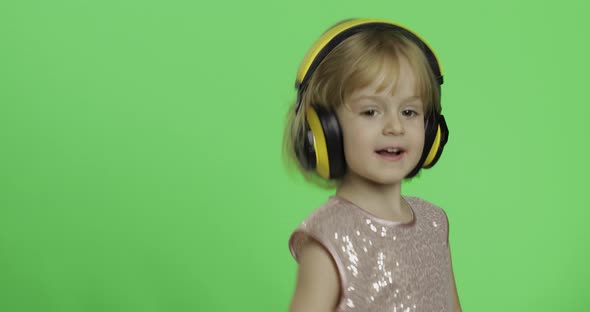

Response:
(375, 147), (405, 156)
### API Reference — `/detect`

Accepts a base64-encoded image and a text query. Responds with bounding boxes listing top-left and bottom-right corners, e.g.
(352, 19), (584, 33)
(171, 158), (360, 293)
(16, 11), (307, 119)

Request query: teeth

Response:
(386, 148), (399, 153)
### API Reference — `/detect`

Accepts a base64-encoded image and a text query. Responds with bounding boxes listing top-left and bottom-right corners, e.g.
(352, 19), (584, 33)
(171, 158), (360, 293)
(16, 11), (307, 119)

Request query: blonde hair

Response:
(282, 25), (441, 189)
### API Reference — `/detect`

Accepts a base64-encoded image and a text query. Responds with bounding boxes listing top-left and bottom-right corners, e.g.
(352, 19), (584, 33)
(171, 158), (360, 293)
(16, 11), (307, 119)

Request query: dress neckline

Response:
(330, 195), (416, 226)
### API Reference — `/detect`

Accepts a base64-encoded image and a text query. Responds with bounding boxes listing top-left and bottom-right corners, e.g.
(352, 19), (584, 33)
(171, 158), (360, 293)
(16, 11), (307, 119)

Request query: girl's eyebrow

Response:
(352, 95), (421, 103)
(402, 96), (422, 103)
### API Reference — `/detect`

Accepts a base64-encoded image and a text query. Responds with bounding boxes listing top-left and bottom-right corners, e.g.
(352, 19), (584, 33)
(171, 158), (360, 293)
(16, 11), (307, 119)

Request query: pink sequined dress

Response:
(289, 195), (452, 312)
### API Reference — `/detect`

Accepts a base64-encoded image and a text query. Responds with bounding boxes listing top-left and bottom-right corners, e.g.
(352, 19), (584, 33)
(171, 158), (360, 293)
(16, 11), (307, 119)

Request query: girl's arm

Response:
(289, 238), (340, 312)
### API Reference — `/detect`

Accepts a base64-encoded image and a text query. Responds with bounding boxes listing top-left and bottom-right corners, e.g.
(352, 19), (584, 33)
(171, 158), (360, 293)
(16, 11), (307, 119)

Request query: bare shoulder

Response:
(290, 236), (341, 312)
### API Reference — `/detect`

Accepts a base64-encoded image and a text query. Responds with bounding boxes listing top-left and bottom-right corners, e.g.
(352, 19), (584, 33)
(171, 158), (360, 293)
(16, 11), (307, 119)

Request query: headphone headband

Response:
(295, 19), (444, 113)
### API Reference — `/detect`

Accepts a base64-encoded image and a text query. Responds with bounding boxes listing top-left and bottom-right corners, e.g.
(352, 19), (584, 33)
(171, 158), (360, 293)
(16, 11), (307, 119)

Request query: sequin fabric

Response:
(289, 196), (451, 312)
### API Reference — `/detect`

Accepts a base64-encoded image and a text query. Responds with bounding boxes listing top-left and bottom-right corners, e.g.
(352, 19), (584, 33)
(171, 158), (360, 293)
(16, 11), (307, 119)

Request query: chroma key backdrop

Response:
(0, 0), (588, 311)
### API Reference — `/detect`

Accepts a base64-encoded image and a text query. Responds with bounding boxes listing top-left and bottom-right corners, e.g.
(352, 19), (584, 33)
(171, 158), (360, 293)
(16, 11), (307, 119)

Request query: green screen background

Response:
(1, 0), (588, 311)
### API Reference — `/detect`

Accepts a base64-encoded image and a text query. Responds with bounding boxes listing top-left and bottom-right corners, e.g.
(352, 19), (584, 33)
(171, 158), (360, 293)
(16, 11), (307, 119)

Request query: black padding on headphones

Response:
(296, 126), (316, 171)
(295, 105), (346, 179)
(314, 104), (346, 179)
(406, 112), (439, 178)
(424, 114), (448, 169)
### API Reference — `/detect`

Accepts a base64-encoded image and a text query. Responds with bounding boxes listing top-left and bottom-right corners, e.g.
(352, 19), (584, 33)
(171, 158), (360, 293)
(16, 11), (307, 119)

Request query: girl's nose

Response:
(383, 113), (405, 136)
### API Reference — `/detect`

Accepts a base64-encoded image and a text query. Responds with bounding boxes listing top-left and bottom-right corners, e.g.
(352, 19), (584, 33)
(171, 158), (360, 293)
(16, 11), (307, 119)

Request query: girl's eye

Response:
(361, 109), (378, 117)
(402, 109), (418, 117)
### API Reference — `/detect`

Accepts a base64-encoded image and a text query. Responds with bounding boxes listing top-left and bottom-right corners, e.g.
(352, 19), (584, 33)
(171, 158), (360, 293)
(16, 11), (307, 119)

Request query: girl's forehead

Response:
(349, 59), (418, 101)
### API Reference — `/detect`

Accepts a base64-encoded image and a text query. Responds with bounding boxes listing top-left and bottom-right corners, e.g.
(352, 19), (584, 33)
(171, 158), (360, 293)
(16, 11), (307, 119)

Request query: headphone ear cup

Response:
(295, 124), (317, 171)
(421, 112), (440, 168)
(302, 105), (346, 179)
(406, 112), (438, 178)
(422, 114), (448, 168)
(319, 107), (346, 179)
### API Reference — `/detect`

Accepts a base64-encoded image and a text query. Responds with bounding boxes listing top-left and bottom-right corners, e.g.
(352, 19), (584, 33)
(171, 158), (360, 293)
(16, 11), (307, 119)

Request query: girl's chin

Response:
(343, 171), (408, 186)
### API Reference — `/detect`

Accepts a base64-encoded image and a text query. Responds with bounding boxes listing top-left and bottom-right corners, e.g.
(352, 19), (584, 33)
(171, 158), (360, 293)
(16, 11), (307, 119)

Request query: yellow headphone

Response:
(294, 19), (449, 179)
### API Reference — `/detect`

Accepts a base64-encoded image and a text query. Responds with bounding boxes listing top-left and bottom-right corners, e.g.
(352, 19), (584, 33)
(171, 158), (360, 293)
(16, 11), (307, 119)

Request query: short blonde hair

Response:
(282, 25), (441, 189)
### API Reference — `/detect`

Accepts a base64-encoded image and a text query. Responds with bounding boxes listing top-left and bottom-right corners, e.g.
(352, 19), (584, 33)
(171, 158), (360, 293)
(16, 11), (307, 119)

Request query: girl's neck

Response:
(335, 173), (411, 222)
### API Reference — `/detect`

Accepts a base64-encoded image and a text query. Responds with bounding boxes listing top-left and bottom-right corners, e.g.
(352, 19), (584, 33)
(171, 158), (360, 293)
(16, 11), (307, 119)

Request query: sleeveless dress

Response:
(289, 195), (452, 311)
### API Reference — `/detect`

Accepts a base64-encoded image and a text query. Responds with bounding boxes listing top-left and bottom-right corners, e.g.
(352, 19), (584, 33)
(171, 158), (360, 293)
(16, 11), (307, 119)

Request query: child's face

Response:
(336, 56), (426, 185)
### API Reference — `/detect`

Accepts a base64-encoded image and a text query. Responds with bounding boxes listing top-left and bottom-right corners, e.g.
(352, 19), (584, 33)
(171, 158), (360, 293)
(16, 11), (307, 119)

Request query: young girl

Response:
(283, 19), (461, 311)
